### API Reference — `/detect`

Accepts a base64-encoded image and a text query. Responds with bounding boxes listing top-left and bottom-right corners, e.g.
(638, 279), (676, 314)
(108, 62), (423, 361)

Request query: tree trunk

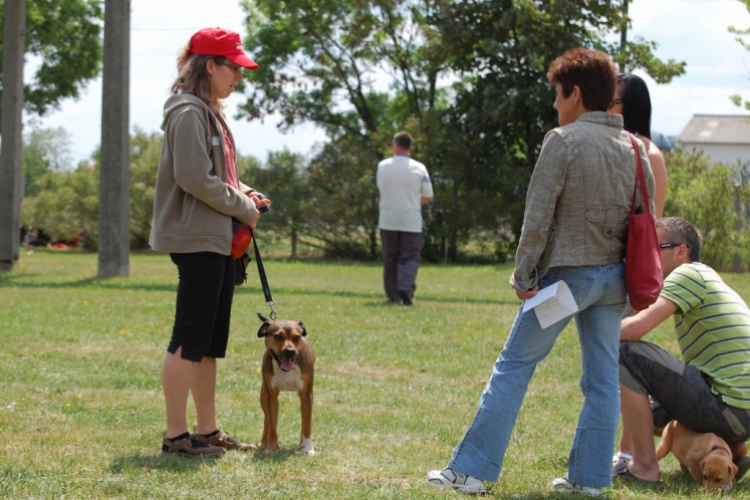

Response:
(619, 0), (629, 72)
(0, 0), (26, 271)
(98, 0), (131, 278)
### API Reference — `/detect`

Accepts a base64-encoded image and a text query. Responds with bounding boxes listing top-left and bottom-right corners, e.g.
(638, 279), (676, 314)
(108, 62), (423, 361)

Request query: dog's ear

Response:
(257, 313), (272, 338)
(731, 462), (739, 479)
(687, 456), (707, 485)
(257, 322), (270, 338)
(297, 320), (306, 337)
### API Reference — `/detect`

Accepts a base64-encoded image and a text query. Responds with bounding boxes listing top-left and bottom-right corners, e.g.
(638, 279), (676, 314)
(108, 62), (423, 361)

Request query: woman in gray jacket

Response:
(150, 27), (270, 457)
(428, 48), (655, 495)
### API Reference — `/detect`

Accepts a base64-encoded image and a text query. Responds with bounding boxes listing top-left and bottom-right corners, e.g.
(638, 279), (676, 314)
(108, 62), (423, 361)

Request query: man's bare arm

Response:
(620, 296), (679, 341)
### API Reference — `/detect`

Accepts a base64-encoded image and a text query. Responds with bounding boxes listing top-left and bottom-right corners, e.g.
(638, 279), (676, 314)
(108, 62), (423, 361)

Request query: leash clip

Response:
(267, 301), (277, 321)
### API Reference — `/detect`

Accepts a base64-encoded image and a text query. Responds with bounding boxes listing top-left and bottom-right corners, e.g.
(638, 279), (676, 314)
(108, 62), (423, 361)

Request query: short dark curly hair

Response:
(547, 47), (618, 112)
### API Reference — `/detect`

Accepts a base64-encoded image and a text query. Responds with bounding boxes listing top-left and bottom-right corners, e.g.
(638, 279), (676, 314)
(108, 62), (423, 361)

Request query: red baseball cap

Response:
(188, 27), (259, 71)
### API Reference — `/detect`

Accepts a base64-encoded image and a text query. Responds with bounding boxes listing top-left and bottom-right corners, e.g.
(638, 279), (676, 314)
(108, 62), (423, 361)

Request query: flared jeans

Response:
(449, 263), (627, 488)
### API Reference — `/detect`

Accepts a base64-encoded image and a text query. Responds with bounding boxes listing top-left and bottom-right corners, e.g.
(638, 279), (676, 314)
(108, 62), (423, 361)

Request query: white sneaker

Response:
(551, 474), (603, 497)
(427, 467), (487, 494)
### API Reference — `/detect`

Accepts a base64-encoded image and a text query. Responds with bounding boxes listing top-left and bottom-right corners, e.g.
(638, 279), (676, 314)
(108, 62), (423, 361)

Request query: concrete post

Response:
(0, 0), (26, 272)
(98, 0), (131, 277)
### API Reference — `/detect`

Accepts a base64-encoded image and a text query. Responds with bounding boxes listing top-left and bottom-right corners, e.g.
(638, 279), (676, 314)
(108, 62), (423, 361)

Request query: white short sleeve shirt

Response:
(377, 155), (433, 232)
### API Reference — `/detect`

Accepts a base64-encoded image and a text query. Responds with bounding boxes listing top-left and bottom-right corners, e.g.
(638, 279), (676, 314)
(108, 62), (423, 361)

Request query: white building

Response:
(677, 114), (750, 166)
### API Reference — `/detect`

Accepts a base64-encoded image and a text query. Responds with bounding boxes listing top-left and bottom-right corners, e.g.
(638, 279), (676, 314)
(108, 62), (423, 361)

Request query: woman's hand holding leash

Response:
(248, 193), (271, 230)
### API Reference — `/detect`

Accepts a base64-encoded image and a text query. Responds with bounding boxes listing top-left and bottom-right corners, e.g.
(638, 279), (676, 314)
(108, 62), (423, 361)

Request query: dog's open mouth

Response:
(279, 357), (295, 372)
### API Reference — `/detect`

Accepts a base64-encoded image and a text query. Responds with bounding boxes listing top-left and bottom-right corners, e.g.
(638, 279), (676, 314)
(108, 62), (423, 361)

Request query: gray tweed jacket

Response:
(511, 111), (655, 292)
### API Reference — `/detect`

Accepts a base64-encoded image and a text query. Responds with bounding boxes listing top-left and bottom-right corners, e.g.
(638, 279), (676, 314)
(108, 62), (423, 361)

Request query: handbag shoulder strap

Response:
(627, 132), (651, 217)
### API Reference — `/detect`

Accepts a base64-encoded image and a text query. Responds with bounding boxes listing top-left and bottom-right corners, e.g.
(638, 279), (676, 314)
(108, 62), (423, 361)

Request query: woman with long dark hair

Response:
(609, 73), (668, 218)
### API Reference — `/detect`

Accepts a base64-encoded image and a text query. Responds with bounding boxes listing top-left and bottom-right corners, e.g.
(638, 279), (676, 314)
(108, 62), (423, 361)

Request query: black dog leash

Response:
(249, 228), (277, 320)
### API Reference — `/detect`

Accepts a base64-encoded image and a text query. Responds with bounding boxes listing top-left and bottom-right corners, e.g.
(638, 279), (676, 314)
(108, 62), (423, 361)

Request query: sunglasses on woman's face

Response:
(218, 61), (242, 74)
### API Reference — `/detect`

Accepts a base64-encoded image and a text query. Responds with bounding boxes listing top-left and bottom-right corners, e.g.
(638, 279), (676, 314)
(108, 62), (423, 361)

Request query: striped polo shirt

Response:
(661, 262), (750, 409)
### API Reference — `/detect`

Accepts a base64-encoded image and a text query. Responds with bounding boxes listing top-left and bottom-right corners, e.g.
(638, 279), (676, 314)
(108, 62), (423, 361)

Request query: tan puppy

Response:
(256, 313), (315, 455)
(656, 420), (738, 492)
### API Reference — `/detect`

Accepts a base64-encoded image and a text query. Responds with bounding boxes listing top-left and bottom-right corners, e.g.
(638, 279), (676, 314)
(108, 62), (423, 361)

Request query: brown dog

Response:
(656, 420), (738, 492)
(256, 313), (315, 455)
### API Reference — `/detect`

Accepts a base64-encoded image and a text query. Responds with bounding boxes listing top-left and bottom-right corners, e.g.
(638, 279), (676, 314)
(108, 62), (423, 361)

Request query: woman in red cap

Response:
(150, 27), (269, 457)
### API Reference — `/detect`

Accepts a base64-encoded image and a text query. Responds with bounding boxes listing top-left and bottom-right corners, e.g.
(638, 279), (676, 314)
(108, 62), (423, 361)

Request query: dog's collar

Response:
(711, 444), (732, 457)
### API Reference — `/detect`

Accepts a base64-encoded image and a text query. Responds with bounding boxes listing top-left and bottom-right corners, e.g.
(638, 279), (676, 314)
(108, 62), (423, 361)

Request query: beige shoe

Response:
(193, 429), (257, 451)
(162, 433), (225, 458)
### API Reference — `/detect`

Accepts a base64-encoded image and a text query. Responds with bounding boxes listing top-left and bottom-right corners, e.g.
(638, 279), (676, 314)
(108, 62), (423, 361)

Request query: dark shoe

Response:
(735, 456), (750, 480)
(162, 432), (225, 458)
(398, 289), (413, 306)
(193, 429), (257, 451)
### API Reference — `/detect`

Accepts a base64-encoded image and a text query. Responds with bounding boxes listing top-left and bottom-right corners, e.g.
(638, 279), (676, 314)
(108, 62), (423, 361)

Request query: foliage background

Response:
(16, 0), (750, 272)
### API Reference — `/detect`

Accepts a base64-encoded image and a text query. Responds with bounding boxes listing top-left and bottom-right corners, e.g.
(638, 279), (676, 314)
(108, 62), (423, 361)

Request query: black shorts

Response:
(619, 340), (750, 443)
(168, 252), (236, 361)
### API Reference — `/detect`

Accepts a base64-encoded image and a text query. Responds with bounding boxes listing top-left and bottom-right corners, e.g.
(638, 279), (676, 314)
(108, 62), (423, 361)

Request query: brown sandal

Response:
(193, 429), (257, 451)
(162, 432), (225, 458)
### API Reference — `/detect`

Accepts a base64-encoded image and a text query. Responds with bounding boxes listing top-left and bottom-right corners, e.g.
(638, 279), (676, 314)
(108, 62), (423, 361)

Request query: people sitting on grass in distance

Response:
(614, 216), (750, 484)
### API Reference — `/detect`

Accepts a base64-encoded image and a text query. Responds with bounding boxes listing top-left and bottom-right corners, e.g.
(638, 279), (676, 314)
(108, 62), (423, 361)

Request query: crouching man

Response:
(614, 217), (750, 483)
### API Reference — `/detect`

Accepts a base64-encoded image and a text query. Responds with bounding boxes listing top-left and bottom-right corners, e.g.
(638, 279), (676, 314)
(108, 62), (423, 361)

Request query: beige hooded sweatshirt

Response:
(149, 94), (257, 255)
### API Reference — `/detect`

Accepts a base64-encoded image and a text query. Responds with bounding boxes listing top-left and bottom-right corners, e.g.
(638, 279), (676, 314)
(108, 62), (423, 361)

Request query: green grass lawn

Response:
(2, 249), (750, 499)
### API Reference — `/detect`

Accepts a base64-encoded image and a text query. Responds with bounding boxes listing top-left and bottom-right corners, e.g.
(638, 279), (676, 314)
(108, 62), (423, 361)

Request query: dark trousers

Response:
(619, 340), (750, 443)
(169, 252), (236, 361)
(380, 229), (424, 302)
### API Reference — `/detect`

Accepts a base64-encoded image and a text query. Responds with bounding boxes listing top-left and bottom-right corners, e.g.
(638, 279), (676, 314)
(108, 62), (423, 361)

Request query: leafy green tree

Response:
(128, 128), (162, 249)
(240, 0), (685, 261)
(730, 0), (750, 111)
(0, 0), (103, 117)
(426, 0), (685, 259)
(20, 163), (99, 247)
(304, 135), (380, 258)
(238, 150), (310, 257)
(21, 129), (164, 250)
(663, 149), (750, 271)
(21, 126), (74, 197)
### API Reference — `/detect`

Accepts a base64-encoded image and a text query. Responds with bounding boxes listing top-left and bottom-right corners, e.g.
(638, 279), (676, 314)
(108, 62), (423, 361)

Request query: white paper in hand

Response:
(521, 280), (579, 329)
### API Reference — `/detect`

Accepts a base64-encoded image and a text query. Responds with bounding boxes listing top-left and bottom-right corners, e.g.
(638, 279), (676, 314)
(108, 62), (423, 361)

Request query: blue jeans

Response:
(448, 264), (626, 488)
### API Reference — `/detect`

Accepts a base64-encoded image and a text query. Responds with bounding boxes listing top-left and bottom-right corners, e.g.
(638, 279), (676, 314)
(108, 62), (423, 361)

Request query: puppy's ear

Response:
(257, 321), (271, 338)
(257, 312), (270, 322)
(731, 462), (739, 478)
(297, 320), (307, 336)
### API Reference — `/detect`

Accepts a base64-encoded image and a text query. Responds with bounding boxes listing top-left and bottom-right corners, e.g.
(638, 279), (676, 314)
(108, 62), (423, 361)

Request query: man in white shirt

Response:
(376, 131), (434, 305)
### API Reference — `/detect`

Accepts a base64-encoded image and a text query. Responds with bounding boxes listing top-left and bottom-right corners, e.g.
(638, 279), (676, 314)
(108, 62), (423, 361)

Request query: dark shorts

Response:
(168, 252), (236, 362)
(619, 340), (750, 443)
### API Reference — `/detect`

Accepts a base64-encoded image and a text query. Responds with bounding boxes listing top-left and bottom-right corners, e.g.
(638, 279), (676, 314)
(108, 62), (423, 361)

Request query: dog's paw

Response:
(300, 437), (315, 456)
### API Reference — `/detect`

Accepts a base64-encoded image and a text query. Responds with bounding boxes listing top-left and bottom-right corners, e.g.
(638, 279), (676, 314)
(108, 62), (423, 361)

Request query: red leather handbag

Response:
(625, 133), (663, 310)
